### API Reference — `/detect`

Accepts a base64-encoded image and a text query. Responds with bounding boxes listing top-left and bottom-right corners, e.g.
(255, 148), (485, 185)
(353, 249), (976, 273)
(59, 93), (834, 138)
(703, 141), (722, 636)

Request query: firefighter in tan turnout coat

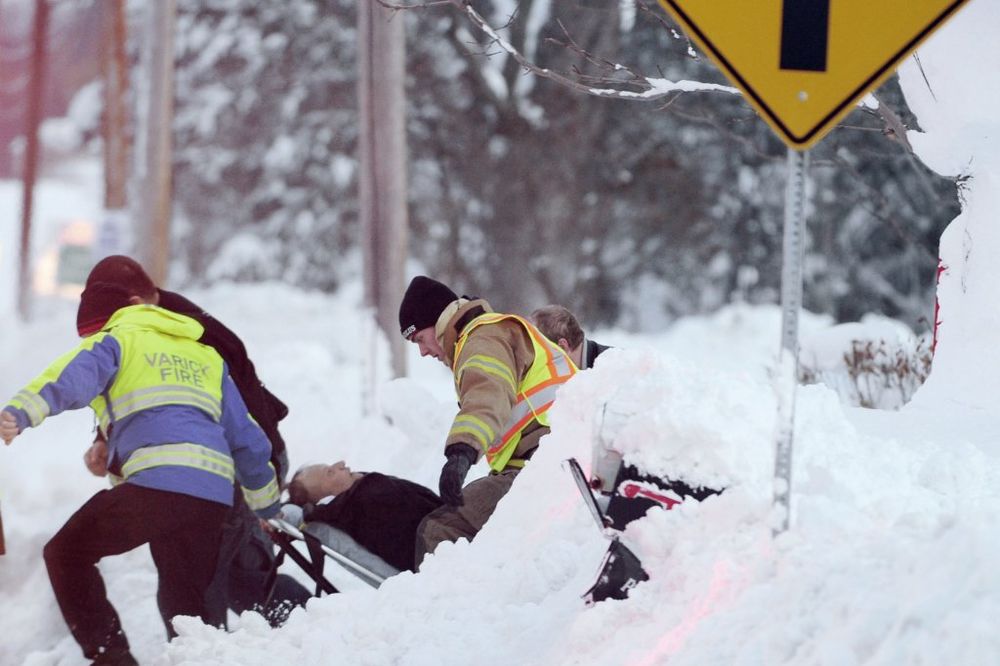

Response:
(398, 276), (576, 567)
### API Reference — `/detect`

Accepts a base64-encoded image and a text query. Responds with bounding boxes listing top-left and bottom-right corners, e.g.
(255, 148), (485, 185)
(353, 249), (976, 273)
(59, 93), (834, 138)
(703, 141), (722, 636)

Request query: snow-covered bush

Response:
(800, 317), (933, 409)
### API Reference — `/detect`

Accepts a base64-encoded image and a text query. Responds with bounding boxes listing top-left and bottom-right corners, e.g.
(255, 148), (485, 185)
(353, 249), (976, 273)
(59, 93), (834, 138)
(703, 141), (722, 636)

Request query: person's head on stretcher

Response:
(287, 461), (364, 506)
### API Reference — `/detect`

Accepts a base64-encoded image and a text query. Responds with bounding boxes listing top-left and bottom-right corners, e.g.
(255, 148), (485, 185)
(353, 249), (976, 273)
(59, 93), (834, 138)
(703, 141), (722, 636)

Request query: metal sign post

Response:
(772, 147), (809, 535)
(655, 0), (969, 537)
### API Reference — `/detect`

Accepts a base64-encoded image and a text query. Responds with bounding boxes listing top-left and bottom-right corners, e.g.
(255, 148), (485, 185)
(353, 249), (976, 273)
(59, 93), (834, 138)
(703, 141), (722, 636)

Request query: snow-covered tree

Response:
(171, 0), (359, 289)
(165, 0), (957, 331)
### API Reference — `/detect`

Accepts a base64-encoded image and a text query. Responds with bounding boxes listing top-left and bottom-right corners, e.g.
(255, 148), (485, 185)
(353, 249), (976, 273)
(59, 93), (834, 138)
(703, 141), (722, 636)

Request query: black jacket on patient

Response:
(305, 473), (443, 572)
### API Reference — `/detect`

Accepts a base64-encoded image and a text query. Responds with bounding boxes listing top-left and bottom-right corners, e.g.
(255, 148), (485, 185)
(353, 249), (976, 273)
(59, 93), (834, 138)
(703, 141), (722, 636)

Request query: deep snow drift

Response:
(1, 1), (999, 665)
(8, 283), (996, 666)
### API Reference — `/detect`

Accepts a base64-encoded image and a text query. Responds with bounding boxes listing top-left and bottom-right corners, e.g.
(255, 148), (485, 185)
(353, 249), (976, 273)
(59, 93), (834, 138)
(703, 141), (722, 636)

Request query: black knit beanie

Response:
(398, 276), (458, 339)
(77, 282), (135, 336)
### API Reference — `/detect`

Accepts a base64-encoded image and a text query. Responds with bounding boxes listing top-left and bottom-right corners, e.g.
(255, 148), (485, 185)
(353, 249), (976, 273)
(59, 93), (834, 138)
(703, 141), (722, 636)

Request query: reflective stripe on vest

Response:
(121, 442), (235, 481)
(242, 467), (281, 512)
(96, 384), (222, 431)
(89, 326), (225, 431)
(453, 313), (576, 471)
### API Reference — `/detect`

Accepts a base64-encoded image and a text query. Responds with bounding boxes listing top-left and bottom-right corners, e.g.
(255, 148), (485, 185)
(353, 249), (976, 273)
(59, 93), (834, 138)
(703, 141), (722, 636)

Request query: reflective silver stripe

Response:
(117, 393), (221, 421)
(110, 385), (222, 422)
(113, 385), (221, 419)
(504, 383), (562, 433)
(538, 338), (574, 378)
(243, 469), (280, 511)
(549, 347), (573, 377)
(14, 389), (49, 426)
(121, 442), (235, 481)
(449, 414), (494, 448)
(458, 355), (517, 393)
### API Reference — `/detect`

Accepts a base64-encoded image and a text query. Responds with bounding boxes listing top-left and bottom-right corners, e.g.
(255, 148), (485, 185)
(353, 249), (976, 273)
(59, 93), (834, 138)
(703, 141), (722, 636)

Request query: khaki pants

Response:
(415, 468), (519, 569)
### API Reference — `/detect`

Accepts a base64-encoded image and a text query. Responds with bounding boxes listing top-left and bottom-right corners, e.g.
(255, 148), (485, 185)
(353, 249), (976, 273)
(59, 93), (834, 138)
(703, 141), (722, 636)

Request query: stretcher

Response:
(266, 504), (401, 597)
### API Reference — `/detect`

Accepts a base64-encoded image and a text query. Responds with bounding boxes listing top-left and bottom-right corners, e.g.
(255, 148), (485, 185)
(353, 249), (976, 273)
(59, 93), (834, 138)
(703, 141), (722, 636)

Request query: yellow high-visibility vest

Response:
(92, 325), (224, 435)
(89, 309), (234, 485)
(452, 313), (576, 471)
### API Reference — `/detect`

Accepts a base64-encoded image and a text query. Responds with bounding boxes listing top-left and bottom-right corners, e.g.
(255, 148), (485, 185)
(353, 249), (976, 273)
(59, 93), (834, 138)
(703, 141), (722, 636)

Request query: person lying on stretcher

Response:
(286, 462), (443, 572)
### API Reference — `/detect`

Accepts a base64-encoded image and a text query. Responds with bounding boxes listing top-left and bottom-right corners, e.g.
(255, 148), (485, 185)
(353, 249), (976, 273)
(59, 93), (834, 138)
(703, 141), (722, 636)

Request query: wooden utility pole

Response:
(17, 0), (48, 321)
(1, 0), (7, 544)
(358, 1), (409, 381)
(98, 0), (130, 257)
(139, 0), (175, 285)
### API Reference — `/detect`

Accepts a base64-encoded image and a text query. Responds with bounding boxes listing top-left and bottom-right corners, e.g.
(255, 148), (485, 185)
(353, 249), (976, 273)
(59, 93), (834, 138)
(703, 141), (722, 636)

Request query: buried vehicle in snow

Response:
(569, 427), (723, 604)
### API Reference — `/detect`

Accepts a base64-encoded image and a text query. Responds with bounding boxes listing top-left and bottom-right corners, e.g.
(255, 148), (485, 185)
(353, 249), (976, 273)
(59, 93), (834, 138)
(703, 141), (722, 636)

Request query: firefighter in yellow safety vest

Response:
(398, 276), (576, 568)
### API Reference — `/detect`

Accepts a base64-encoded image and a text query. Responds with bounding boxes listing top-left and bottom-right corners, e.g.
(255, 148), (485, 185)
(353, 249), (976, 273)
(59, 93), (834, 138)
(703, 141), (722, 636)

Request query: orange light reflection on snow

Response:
(635, 560), (734, 666)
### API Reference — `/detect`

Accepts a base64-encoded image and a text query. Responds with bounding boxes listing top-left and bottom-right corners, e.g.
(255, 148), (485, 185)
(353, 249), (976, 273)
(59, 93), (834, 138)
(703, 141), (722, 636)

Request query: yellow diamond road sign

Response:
(658, 0), (970, 149)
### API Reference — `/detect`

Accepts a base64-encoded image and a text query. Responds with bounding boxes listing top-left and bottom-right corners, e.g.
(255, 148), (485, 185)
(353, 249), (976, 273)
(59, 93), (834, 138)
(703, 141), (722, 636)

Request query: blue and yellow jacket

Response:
(3, 305), (280, 518)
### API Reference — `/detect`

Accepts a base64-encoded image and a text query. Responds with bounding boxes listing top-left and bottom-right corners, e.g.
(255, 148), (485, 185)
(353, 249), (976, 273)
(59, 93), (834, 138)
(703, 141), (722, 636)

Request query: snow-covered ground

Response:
(2, 1), (999, 664)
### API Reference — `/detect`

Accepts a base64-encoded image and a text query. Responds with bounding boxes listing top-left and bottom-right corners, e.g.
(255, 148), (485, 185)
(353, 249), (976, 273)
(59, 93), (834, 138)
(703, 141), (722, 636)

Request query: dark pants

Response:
(43, 483), (228, 660)
(204, 488), (310, 629)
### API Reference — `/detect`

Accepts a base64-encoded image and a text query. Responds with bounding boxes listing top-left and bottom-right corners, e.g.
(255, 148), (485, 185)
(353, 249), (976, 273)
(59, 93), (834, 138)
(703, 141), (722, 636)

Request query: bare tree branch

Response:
(377, 0), (453, 10)
(910, 52), (937, 102)
(634, 0), (695, 56)
(499, 1), (526, 92)
(869, 92), (950, 206)
(870, 91), (913, 153)
(830, 151), (938, 265)
(549, 18), (648, 89)
(445, 19), (511, 111)
(377, 0), (738, 102)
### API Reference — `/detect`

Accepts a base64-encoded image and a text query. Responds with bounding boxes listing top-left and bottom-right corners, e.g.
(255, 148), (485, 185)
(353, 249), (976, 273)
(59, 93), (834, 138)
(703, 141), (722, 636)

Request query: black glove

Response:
(439, 443), (478, 506)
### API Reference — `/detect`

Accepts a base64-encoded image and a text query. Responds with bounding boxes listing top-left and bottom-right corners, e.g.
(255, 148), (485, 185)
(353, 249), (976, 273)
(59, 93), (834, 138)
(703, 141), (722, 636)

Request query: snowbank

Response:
(1, 2), (998, 665)
(897, 0), (1000, 418)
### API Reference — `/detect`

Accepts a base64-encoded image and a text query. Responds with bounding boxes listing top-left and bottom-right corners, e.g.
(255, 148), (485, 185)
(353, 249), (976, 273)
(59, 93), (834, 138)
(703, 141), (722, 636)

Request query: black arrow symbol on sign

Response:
(780, 0), (830, 72)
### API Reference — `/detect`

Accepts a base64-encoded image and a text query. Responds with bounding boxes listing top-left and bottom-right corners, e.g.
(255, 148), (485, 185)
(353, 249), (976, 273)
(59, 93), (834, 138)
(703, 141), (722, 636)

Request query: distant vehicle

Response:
(34, 218), (94, 297)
